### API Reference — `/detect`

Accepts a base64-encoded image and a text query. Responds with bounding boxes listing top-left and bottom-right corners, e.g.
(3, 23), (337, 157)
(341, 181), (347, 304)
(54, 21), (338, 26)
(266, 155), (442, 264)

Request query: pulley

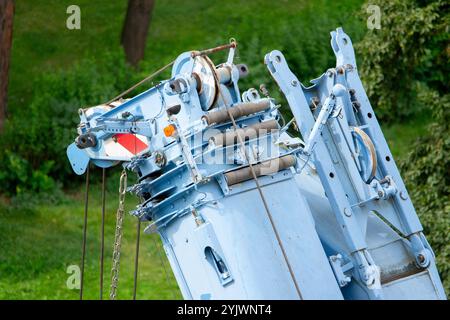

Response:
(352, 127), (377, 183)
(192, 56), (218, 110)
(172, 53), (219, 111)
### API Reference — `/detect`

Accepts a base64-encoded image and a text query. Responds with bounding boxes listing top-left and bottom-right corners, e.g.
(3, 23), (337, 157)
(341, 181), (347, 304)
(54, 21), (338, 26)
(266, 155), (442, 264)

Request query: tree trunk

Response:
(0, 0), (14, 132)
(121, 0), (155, 67)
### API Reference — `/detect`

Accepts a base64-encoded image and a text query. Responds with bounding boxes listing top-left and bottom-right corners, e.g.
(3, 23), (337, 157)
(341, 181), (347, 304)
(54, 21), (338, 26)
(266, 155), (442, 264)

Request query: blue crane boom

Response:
(67, 28), (446, 300)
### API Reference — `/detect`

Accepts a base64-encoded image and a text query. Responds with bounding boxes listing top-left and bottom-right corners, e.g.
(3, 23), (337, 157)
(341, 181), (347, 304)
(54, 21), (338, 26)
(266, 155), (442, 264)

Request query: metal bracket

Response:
(329, 254), (353, 287)
(264, 49), (367, 252)
(93, 118), (154, 137)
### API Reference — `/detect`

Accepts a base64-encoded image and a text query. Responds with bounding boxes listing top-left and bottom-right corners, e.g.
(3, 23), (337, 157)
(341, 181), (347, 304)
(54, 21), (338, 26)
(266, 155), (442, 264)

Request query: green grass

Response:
(8, 0), (367, 115)
(0, 168), (181, 300)
(2, 0), (433, 300)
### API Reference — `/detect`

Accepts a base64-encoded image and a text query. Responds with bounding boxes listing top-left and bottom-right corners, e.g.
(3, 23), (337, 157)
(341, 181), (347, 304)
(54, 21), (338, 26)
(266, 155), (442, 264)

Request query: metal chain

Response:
(103, 43), (256, 300)
(109, 169), (128, 300)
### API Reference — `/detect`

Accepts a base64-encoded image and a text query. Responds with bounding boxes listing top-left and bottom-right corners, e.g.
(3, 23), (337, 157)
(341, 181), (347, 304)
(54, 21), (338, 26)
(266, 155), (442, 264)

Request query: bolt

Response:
(400, 191), (408, 200)
(417, 254), (426, 264)
(377, 190), (384, 198)
(154, 150), (166, 168)
(291, 80), (298, 87)
(344, 207), (352, 217)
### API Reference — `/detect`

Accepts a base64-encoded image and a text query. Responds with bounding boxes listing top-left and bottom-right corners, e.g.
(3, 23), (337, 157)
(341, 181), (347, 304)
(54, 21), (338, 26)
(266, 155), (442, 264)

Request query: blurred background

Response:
(0, 0), (448, 299)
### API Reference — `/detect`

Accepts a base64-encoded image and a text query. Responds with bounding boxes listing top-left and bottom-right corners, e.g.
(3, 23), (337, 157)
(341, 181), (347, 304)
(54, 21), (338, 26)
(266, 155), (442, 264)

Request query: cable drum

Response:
(202, 99), (271, 125)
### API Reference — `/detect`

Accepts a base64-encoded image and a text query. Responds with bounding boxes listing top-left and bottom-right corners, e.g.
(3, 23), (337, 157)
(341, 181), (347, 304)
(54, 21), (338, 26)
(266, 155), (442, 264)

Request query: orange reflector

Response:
(164, 124), (177, 137)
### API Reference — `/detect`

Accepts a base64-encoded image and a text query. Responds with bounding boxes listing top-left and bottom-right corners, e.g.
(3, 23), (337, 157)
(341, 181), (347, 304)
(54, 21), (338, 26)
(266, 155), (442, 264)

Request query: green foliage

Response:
(0, 50), (135, 195)
(358, 0), (449, 293)
(2, 0), (366, 197)
(401, 88), (450, 294)
(356, 0), (449, 122)
(0, 151), (55, 195)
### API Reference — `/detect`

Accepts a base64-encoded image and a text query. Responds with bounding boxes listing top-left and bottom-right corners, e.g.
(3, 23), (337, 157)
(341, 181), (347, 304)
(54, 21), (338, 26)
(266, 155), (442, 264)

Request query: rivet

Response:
(400, 191), (408, 200)
(344, 207), (352, 217)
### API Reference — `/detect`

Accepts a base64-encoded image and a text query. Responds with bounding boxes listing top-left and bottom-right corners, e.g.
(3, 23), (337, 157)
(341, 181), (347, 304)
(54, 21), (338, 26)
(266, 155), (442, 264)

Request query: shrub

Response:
(356, 0), (448, 122)
(401, 88), (450, 294)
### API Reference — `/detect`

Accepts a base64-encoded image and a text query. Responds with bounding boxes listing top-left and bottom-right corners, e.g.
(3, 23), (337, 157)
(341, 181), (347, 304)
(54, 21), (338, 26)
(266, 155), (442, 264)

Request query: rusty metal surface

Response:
(191, 41), (237, 58)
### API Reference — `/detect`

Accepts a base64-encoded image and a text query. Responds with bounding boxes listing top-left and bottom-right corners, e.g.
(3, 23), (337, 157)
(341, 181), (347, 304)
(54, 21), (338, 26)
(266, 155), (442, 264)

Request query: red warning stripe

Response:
(114, 134), (148, 155)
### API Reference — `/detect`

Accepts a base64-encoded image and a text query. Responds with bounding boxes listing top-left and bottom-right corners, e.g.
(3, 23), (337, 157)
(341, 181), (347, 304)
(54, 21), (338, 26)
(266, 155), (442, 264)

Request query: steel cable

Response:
(133, 220), (141, 300)
(99, 168), (106, 299)
(79, 165), (90, 300)
(205, 52), (304, 299)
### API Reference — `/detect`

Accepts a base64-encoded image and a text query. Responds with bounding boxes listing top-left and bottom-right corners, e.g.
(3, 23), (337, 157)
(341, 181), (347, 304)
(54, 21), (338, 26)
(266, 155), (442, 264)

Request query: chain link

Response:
(109, 169), (127, 300)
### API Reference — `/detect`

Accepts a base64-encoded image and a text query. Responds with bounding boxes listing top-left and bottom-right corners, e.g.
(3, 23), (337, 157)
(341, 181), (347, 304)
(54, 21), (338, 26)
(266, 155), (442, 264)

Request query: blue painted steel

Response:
(66, 28), (445, 300)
